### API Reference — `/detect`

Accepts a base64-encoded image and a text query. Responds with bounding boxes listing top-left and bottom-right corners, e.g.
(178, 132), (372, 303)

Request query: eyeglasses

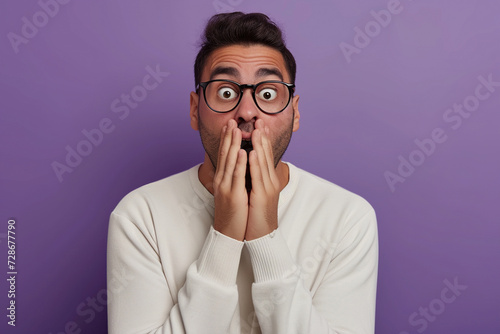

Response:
(197, 79), (295, 114)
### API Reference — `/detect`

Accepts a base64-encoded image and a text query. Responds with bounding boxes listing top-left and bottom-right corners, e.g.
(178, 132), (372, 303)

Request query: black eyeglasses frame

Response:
(197, 79), (295, 114)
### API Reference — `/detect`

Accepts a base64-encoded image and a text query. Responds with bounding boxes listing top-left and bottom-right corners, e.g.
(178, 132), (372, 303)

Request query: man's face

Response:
(190, 44), (300, 169)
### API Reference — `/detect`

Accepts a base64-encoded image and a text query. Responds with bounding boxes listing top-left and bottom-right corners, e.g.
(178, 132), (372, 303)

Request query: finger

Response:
(249, 149), (264, 193)
(221, 127), (242, 188)
(261, 125), (275, 176)
(256, 120), (277, 183)
(232, 149), (247, 192)
(254, 120), (272, 167)
(214, 125), (227, 185)
(216, 119), (235, 177)
(252, 129), (271, 183)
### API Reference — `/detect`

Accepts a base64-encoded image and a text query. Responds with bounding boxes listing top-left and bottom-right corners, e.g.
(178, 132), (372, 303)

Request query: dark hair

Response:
(194, 12), (296, 88)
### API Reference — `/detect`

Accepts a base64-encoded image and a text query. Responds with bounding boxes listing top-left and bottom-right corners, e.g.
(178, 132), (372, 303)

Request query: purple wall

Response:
(1, 0), (499, 333)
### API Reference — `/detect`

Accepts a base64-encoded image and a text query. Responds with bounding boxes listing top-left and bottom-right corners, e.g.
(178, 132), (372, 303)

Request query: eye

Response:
(257, 88), (277, 101)
(217, 87), (238, 100)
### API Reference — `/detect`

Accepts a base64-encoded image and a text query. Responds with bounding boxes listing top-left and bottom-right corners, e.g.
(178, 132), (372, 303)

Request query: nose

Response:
(234, 88), (259, 124)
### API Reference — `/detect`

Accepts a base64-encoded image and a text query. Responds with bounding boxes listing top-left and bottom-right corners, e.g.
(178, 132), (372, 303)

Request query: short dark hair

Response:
(194, 12), (296, 88)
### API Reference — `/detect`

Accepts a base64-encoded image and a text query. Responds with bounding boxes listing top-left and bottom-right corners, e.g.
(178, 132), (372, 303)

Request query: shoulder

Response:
(111, 165), (199, 221)
(286, 162), (376, 223)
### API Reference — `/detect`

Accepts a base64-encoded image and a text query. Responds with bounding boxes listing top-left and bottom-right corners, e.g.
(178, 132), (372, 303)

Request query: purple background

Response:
(1, 0), (499, 333)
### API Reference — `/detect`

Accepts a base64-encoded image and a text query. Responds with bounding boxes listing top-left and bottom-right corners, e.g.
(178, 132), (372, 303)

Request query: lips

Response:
(240, 131), (252, 140)
(238, 122), (254, 140)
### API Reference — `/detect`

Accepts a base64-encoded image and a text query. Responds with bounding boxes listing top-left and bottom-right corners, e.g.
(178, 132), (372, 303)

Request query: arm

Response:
(246, 209), (378, 334)
(107, 212), (244, 334)
(107, 118), (251, 333)
(244, 119), (378, 333)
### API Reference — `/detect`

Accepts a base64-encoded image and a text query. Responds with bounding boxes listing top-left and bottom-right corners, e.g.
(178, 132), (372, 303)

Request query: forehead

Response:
(202, 44), (289, 82)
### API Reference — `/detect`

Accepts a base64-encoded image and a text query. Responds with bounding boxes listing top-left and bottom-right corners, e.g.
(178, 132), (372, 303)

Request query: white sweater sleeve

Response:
(107, 211), (244, 334)
(245, 208), (378, 334)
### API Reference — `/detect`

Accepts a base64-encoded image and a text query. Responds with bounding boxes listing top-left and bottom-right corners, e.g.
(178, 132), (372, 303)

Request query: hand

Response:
(245, 119), (280, 241)
(212, 119), (249, 241)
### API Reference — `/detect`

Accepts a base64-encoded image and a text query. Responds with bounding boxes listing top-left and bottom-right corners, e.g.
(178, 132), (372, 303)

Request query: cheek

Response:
(199, 107), (230, 133)
(263, 113), (292, 134)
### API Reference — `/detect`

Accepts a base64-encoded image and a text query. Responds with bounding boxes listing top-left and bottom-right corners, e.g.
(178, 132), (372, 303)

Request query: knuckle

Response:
(216, 186), (230, 198)
(213, 175), (222, 187)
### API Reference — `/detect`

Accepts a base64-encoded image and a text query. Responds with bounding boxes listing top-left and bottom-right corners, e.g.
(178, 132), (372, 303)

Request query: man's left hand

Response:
(245, 119), (281, 241)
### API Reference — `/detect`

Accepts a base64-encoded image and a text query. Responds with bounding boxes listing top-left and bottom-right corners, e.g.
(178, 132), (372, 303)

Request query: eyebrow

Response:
(256, 67), (284, 81)
(210, 66), (240, 80)
(209, 66), (284, 82)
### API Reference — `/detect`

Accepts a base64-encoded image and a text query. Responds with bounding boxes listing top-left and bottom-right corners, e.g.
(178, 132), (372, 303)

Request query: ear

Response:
(190, 91), (199, 131)
(291, 94), (300, 132)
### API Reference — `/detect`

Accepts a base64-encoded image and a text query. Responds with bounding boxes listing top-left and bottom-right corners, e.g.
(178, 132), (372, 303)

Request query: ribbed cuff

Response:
(245, 229), (296, 283)
(197, 226), (244, 286)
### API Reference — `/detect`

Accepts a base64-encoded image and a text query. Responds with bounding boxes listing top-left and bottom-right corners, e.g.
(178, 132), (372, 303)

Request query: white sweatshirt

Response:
(107, 162), (378, 334)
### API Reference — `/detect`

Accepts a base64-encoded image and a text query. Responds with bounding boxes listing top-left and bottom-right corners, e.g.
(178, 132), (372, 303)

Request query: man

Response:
(107, 12), (378, 334)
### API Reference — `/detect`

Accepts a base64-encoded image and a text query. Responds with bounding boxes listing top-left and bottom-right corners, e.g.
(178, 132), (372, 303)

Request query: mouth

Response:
(240, 139), (253, 193)
(238, 122), (254, 140)
(240, 131), (252, 140)
(238, 121), (255, 193)
(240, 139), (253, 155)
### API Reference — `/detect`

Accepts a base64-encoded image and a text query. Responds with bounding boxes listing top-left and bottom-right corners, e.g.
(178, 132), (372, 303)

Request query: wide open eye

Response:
(257, 88), (278, 101)
(217, 86), (238, 100)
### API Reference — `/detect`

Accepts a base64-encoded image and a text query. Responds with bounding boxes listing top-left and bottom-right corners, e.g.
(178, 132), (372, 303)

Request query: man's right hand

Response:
(213, 119), (248, 241)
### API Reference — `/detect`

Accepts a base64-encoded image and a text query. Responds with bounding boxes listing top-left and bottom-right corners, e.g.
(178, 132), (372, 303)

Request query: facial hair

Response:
(198, 109), (295, 185)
